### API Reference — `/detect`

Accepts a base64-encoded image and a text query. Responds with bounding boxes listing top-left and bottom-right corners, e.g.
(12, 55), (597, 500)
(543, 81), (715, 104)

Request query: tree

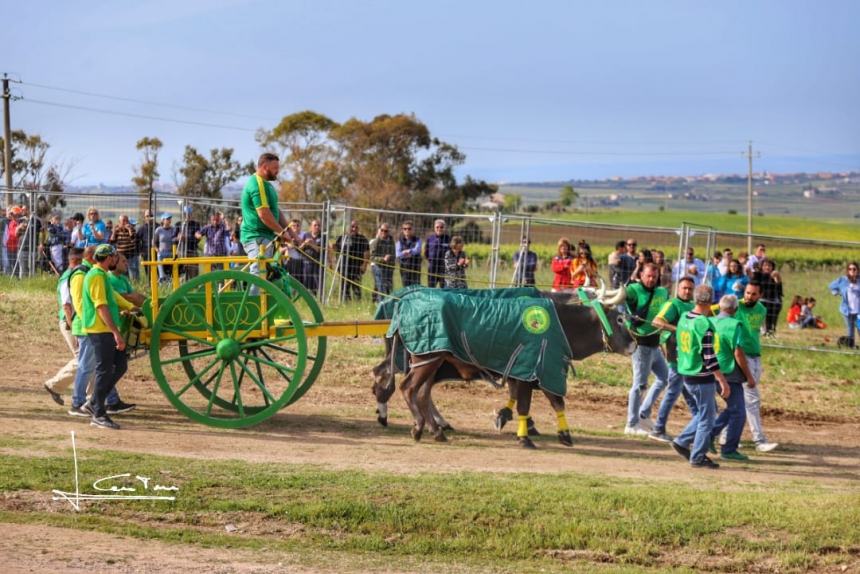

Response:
(256, 110), (341, 202)
(502, 193), (522, 213)
(0, 129), (70, 215)
(132, 137), (163, 212)
(176, 146), (246, 219)
(560, 184), (578, 208)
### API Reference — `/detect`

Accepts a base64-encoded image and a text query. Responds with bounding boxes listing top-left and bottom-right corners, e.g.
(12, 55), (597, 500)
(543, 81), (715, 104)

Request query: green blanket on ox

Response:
(380, 288), (572, 397)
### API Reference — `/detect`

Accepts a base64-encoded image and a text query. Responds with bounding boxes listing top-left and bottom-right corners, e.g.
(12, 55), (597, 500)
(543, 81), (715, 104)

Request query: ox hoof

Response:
(518, 436), (537, 449)
(441, 423), (455, 432)
(377, 415), (388, 427)
(434, 431), (448, 443)
(527, 418), (541, 437)
(558, 431), (573, 447)
(411, 427), (423, 442)
(494, 407), (513, 432)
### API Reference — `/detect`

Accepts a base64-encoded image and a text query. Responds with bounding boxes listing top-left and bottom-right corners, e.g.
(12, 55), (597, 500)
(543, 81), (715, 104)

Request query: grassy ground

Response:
(1, 447), (859, 573)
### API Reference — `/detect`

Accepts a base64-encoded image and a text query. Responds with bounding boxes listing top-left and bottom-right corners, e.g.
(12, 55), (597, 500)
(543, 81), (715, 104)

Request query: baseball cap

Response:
(160, 213), (173, 220)
(94, 244), (117, 258)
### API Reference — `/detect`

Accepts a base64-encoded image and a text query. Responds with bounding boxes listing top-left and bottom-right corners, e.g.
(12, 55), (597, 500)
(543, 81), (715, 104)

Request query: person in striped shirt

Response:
(670, 284), (730, 469)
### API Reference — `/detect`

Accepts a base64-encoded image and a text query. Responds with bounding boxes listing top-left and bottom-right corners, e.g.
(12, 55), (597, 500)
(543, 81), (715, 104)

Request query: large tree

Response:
(132, 136), (163, 212)
(256, 110), (341, 202)
(0, 129), (69, 216)
(175, 145), (247, 219)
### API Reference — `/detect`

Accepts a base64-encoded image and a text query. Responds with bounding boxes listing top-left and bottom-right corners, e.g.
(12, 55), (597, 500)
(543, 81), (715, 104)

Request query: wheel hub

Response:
(216, 338), (240, 361)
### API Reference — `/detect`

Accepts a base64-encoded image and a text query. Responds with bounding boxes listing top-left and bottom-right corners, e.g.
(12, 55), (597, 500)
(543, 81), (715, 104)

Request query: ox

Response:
(372, 286), (636, 448)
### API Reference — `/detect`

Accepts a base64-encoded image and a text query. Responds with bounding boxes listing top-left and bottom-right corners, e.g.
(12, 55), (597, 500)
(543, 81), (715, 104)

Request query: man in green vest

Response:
(240, 153), (297, 285)
(670, 284), (730, 468)
(647, 276), (698, 442)
(624, 263), (669, 436)
(43, 247), (85, 406)
(734, 282), (778, 452)
(108, 253), (146, 308)
(83, 244), (135, 430)
(710, 294), (756, 461)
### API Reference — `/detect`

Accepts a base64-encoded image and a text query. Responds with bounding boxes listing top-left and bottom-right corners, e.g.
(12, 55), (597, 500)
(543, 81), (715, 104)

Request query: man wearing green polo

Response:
(240, 153), (296, 280)
(734, 282), (778, 452)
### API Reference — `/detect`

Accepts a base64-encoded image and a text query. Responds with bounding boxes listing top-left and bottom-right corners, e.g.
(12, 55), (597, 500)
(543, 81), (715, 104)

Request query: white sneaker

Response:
(755, 442), (779, 453)
(638, 417), (655, 432)
(624, 424), (649, 437)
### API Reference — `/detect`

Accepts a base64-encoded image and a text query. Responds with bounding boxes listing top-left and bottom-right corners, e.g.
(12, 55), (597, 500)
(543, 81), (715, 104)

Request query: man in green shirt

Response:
(108, 253), (146, 307)
(647, 276), (697, 442)
(43, 247), (85, 406)
(710, 294), (756, 461)
(734, 282), (778, 452)
(240, 153), (297, 282)
(623, 263), (669, 436)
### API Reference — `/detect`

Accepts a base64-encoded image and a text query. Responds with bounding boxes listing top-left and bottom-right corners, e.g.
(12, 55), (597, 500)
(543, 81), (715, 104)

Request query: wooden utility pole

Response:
(2, 74), (12, 207)
(745, 140), (755, 254)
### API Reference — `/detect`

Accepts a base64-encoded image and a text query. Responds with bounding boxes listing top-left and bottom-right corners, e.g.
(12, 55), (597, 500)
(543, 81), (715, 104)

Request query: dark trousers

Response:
(285, 257), (304, 285)
(711, 382), (746, 454)
(763, 300), (781, 333)
(427, 262), (445, 288)
(89, 332), (128, 417)
(340, 266), (363, 301)
(400, 260), (421, 287)
(303, 261), (320, 295)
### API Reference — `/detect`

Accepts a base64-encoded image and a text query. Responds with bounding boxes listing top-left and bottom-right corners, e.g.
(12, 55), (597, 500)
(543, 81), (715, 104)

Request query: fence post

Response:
(488, 212), (501, 288)
(319, 200), (331, 305)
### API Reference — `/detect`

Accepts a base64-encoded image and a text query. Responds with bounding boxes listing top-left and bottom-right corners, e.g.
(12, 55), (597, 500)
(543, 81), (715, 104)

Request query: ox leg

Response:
(543, 390), (572, 447)
(416, 380), (447, 442)
(402, 357), (444, 442)
(516, 380), (537, 449)
(494, 381), (517, 432)
(430, 400), (454, 432)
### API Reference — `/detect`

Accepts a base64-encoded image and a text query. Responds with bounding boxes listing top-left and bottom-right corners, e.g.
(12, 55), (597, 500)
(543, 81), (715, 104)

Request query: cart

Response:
(138, 253), (388, 429)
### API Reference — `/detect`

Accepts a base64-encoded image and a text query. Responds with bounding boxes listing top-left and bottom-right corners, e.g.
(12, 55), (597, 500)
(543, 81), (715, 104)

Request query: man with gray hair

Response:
(424, 219), (450, 288)
(709, 294), (756, 461)
(671, 284), (730, 468)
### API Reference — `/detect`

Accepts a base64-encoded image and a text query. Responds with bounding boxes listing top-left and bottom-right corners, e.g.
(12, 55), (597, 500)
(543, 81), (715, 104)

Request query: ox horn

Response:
(599, 284), (627, 307)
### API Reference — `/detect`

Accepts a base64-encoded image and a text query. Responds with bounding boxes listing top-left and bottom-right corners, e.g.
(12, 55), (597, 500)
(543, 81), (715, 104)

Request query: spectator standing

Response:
(0, 208), (8, 274)
(653, 250), (673, 291)
(135, 210), (157, 278)
(571, 242), (599, 288)
(424, 219), (450, 288)
(444, 235), (469, 289)
(70, 212), (86, 249)
(624, 263), (670, 436)
(196, 211), (229, 270)
(754, 259), (783, 335)
(395, 220), (422, 288)
(551, 238), (574, 292)
(734, 282), (778, 452)
(369, 223), (396, 301)
(281, 219), (305, 283)
(111, 215), (139, 281)
(154, 214), (177, 283)
(717, 248), (733, 276)
(14, 205), (39, 278)
(829, 262), (859, 348)
(716, 259), (748, 300)
(299, 219), (323, 294)
(513, 238), (538, 286)
(672, 246), (706, 285)
(670, 284), (729, 469)
(176, 206), (201, 280)
(705, 251), (722, 289)
(333, 221), (369, 301)
(46, 213), (69, 273)
(629, 249), (654, 284)
(82, 207), (107, 246)
(745, 244), (767, 275)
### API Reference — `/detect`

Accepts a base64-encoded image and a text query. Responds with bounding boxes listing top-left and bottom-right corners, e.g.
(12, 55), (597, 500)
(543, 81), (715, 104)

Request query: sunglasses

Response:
(402, 227), (412, 230)
(627, 243), (636, 246)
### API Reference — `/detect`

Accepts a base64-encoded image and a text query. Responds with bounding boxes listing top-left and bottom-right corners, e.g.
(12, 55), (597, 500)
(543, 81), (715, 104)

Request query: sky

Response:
(4, 0), (860, 186)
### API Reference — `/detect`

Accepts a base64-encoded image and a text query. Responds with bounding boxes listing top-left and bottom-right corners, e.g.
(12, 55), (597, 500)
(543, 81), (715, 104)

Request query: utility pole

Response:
(2, 73), (13, 207)
(744, 141), (759, 254)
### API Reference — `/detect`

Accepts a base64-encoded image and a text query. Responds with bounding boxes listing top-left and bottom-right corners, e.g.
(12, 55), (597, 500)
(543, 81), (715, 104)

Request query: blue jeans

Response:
(653, 366), (699, 433)
(628, 345), (669, 427)
(372, 264), (393, 302)
(72, 336), (119, 408)
(674, 377), (717, 464)
(242, 239), (274, 295)
(712, 382), (746, 454)
(845, 313), (858, 345)
(127, 254), (141, 282)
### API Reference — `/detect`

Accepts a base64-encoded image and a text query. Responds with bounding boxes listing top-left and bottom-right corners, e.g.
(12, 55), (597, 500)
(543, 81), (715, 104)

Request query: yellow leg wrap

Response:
(556, 411), (570, 433)
(517, 415), (529, 438)
(505, 398), (516, 410)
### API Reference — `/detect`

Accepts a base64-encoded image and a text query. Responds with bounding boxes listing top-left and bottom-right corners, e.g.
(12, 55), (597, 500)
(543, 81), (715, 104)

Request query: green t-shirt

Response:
(713, 315), (742, 375)
(676, 313), (713, 376)
(57, 267), (73, 321)
(108, 271), (134, 295)
(240, 174), (280, 244)
(70, 260), (93, 336)
(625, 282), (669, 344)
(655, 297), (694, 367)
(82, 267), (120, 333)
(735, 300), (766, 357)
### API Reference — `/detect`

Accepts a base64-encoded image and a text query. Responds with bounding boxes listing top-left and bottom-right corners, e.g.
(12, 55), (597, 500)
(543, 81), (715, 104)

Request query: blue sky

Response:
(4, 0), (859, 185)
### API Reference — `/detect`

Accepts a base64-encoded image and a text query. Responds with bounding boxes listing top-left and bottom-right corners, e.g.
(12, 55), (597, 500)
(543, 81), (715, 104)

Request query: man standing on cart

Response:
(240, 153), (297, 283)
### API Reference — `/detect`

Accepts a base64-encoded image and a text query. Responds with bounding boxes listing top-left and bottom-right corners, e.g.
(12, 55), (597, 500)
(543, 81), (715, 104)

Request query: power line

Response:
(458, 145), (740, 157)
(21, 98), (258, 133)
(15, 79), (277, 122)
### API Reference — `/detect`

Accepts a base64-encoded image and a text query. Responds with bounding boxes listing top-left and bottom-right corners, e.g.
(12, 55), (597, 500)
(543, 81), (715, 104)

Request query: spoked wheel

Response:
(151, 270), (306, 428)
(176, 272), (327, 410)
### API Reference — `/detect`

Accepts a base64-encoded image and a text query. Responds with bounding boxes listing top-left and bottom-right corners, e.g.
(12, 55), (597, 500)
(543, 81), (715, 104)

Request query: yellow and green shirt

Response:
(240, 174), (280, 244)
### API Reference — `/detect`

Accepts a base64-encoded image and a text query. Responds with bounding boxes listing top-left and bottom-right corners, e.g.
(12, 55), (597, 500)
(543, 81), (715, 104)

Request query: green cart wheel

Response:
(150, 270), (307, 428)
(176, 272), (327, 410)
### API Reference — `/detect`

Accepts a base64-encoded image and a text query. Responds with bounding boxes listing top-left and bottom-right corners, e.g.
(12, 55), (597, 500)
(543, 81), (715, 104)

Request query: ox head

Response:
(552, 280), (637, 360)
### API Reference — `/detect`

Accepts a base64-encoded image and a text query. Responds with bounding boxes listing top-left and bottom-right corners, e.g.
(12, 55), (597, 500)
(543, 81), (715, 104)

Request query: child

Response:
(786, 295), (803, 328)
(443, 235), (469, 289)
